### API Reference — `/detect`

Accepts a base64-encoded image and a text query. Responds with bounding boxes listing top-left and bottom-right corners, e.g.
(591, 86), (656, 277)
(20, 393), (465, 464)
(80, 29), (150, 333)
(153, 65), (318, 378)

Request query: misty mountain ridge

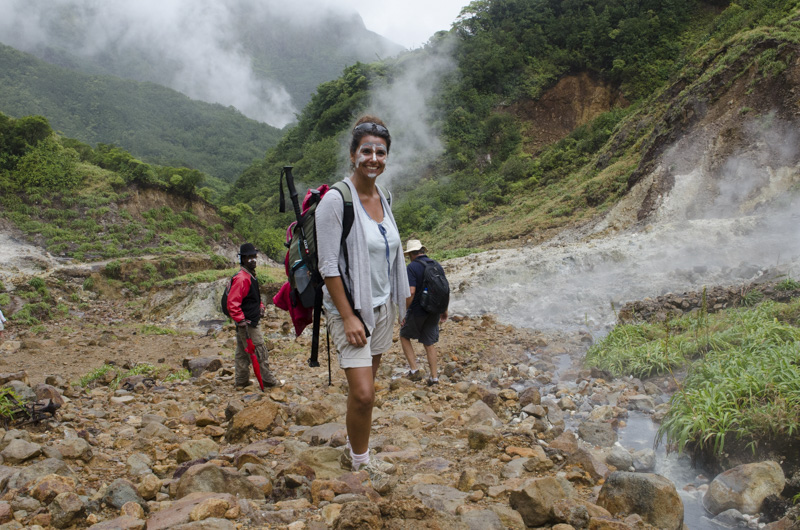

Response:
(0, 0), (406, 127)
(0, 43), (281, 184)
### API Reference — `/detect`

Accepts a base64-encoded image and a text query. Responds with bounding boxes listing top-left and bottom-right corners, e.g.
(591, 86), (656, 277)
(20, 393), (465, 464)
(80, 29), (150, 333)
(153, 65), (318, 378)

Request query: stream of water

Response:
(544, 353), (718, 528)
(617, 413), (717, 529)
(448, 206), (799, 525)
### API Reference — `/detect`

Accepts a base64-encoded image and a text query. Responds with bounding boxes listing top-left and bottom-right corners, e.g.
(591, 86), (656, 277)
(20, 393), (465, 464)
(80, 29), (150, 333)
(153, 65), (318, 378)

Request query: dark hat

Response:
(238, 242), (258, 256)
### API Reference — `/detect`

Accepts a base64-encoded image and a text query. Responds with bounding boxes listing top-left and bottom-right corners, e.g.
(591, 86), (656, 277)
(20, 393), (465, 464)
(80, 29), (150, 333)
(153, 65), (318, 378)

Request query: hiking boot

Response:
(366, 456), (396, 475)
(234, 380), (253, 390)
(426, 377), (439, 387)
(262, 371), (281, 387)
(356, 460), (397, 494)
(405, 369), (424, 382)
(339, 448), (396, 475)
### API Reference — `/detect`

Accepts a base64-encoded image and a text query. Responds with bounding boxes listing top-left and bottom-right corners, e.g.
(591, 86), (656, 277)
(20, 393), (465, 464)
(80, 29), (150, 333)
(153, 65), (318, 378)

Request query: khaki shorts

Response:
(328, 303), (395, 369)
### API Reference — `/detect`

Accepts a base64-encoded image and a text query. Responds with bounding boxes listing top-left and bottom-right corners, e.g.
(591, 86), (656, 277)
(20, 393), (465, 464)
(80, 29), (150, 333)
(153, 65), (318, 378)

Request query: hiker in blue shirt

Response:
(400, 239), (448, 386)
(315, 115), (409, 489)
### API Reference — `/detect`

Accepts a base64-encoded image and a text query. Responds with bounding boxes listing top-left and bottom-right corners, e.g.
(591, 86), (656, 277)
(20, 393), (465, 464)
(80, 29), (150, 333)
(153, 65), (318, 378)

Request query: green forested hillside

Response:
(0, 44), (281, 183)
(3, 3), (404, 117)
(0, 111), (234, 265)
(226, 0), (798, 259)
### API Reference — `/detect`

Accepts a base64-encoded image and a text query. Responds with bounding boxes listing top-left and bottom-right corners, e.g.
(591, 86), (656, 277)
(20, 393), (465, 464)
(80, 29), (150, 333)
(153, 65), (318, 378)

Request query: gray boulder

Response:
(578, 420), (617, 447)
(462, 400), (503, 428)
(703, 461), (785, 515)
(597, 471), (683, 530)
(632, 448), (656, 472)
(606, 445), (634, 470)
(49, 492), (86, 529)
(103, 478), (148, 511)
(0, 438), (41, 464)
(411, 484), (469, 515)
(175, 463), (263, 500)
(509, 476), (574, 527)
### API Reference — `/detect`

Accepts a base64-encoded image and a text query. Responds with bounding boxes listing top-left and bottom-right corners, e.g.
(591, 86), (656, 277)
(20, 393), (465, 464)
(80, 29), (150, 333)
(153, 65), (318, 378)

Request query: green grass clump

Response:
(0, 389), (27, 423)
(585, 318), (704, 378)
(777, 277), (800, 291)
(430, 248), (482, 261)
(139, 324), (177, 336)
(76, 365), (115, 388)
(164, 369), (191, 382)
(158, 266), (281, 287)
(10, 302), (51, 325)
(588, 299), (800, 457)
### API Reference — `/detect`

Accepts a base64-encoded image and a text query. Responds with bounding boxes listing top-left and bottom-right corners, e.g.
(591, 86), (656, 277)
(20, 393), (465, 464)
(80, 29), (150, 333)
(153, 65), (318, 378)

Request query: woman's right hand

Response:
(343, 314), (367, 347)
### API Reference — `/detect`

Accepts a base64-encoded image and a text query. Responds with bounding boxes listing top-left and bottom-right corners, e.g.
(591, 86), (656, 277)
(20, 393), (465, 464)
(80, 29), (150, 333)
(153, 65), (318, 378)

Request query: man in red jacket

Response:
(227, 243), (280, 389)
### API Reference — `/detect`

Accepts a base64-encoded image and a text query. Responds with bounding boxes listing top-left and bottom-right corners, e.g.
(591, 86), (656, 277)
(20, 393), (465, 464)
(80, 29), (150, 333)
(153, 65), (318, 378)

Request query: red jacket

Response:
(227, 268), (264, 324)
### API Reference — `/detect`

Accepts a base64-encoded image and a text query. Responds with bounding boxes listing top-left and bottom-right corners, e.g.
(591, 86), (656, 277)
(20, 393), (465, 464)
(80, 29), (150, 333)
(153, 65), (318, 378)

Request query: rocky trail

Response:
(0, 282), (796, 530)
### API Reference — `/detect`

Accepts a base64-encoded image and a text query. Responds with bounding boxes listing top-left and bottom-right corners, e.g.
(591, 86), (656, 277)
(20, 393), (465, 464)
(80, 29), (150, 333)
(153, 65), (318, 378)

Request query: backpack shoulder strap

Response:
(377, 184), (391, 206)
(330, 181), (354, 242)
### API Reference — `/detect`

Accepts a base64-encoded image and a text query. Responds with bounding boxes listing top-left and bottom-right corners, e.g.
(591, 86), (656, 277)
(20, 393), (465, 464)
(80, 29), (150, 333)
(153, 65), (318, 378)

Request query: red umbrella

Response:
(246, 338), (265, 392)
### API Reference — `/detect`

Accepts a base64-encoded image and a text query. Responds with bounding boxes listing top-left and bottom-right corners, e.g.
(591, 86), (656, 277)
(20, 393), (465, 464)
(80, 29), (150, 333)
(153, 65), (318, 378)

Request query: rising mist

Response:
(0, 0), (404, 127)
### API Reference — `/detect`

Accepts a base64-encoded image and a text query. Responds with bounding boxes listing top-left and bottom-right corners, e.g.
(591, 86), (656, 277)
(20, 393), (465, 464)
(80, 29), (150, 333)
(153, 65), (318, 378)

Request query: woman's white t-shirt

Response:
(363, 212), (401, 308)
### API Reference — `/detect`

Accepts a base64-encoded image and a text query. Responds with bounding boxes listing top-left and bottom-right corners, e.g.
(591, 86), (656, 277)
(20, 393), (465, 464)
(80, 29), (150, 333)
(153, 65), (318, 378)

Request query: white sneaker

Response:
(356, 460), (397, 494)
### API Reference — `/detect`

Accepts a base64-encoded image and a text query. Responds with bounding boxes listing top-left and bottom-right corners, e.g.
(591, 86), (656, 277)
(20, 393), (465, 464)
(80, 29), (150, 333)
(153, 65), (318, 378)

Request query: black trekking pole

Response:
(280, 166), (311, 257)
(280, 166), (324, 370)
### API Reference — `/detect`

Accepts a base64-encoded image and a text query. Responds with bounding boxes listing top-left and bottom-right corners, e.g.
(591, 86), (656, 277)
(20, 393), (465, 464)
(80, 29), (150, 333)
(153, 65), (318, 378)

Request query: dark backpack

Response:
(220, 274), (237, 318)
(283, 180), (354, 309)
(418, 257), (450, 314)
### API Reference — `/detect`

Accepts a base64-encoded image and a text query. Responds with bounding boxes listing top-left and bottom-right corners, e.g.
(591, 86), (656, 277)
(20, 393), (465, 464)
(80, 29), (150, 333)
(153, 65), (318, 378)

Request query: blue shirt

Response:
(406, 255), (430, 315)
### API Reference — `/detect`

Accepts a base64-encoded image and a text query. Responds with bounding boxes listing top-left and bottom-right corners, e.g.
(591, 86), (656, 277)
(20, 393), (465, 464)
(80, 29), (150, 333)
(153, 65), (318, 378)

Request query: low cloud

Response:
(0, 0), (381, 127)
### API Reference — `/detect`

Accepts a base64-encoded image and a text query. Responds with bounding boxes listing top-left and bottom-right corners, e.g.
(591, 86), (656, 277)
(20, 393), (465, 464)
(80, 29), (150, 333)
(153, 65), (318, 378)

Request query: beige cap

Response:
(403, 239), (426, 254)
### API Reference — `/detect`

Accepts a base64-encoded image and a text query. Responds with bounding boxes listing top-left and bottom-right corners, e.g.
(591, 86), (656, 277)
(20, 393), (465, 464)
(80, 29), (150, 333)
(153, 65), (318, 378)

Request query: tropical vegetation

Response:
(224, 0), (800, 260)
(586, 296), (800, 462)
(0, 44), (281, 182)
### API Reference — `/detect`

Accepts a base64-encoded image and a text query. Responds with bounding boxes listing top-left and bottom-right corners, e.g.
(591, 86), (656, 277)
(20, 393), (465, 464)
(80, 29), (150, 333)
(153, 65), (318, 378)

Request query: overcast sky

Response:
(331, 0), (468, 49)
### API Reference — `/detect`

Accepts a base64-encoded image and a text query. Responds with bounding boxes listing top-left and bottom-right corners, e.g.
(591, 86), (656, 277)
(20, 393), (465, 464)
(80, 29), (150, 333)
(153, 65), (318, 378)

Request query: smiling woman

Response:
(314, 115), (410, 486)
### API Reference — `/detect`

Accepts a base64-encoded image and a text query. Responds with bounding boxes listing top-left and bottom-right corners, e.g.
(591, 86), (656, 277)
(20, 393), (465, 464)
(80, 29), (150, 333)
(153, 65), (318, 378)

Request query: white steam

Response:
(0, 0), (382, 127)
(361, 37), (458, 189)
(447, 115), (800, 333)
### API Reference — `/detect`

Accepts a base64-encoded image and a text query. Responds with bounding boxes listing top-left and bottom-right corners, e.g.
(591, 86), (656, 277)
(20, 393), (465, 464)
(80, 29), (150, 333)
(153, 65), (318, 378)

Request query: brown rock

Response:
(311, 479), (350, 505)
(34, 384), (66, 406)
(549, 431), (580, 454)
(509, 476), (574, 527)
(52, 438), (93, 462)
(204, 426), (226, 437)
(175, 462), (264, 499)
(182, 357), (223, 377)
(195, 410), (220, 427)
(566, 447), (609, 480)
(597, 472), (683, 530)
(225, 400), (281, 442)
(279, 460), (317, 481)
(29, 474), (77, 504)
(137, 473), (162, 501)
(49, 491), (86, 529)
(189, 497), (231, 521)
(457, 469), (478, 492)
(120, 501), (145, 519)
(333, 500), (382, 530)
(145, 492), (240, 530)
(295, 401), (338, 426)
(87, 515), (146, 530)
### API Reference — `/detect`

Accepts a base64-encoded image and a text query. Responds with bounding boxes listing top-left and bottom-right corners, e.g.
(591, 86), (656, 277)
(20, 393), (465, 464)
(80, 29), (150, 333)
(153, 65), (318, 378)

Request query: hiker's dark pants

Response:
(235, 324), (273, 386)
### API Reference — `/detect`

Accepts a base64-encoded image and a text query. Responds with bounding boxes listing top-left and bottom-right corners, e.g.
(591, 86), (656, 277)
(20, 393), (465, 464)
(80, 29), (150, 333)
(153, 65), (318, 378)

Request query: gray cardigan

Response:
(316, 178), (410, 332)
